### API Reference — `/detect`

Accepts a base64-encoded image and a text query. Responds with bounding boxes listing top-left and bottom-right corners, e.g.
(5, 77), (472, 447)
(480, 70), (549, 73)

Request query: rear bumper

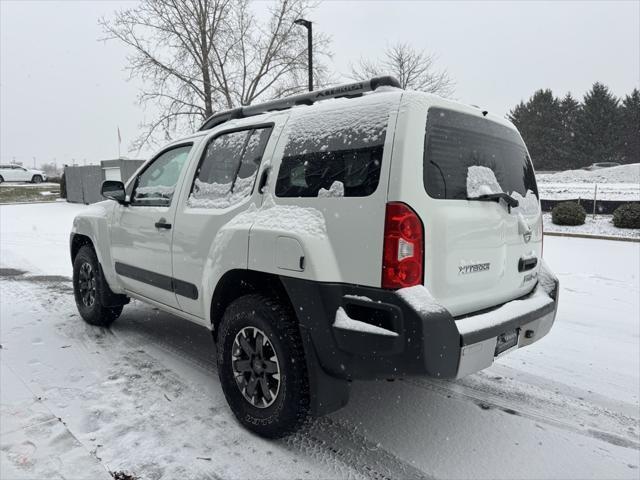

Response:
(281, 260), (559, 382)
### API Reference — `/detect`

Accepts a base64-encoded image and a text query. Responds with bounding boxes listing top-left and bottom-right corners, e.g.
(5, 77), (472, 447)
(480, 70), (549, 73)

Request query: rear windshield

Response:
(423, 108), (538, 200)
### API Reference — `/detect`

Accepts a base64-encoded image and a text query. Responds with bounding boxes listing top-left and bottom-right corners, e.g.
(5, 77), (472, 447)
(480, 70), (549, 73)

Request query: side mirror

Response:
(101, 180), (127, 204)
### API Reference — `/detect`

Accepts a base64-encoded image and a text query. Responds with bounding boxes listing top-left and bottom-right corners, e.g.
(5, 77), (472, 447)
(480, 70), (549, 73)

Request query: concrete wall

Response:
(64, 159), (144, 204)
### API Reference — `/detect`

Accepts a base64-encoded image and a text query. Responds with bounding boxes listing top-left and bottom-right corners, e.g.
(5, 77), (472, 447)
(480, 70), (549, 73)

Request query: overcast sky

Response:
(1, 0), (638, 167)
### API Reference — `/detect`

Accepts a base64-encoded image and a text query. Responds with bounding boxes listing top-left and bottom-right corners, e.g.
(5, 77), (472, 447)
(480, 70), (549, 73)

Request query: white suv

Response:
(70, 77), (559, 438)
(0, 164), (47, 183)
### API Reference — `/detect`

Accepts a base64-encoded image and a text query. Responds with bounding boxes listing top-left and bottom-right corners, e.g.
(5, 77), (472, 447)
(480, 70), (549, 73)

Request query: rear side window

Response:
(188, 127), (272, 208)
(275, 98), (391, 198)
(424, 108), (538, 201)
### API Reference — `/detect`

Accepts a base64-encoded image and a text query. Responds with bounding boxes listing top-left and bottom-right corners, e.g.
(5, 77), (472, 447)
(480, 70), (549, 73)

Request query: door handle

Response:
(155, 218), (172, 230)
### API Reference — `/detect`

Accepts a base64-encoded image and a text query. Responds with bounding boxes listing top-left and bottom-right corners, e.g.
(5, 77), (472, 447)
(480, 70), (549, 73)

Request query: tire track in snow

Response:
(113, 306), (431, 480)
(402, 376), (639, 451)
(3, 274), (430, 480)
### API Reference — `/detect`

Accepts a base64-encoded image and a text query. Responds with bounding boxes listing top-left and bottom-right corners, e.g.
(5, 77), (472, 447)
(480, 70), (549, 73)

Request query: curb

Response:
(544, 231), (640, 243)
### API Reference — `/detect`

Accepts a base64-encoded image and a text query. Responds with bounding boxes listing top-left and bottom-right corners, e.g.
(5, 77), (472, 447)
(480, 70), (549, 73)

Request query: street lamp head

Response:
(294, 18), (311, 28)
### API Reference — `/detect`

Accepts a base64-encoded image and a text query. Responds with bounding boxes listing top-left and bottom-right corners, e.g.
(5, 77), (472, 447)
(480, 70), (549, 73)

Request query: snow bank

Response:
(333, 307), (398, 336)
(537, 163), (640, 184)
(543, 213), (640, 239)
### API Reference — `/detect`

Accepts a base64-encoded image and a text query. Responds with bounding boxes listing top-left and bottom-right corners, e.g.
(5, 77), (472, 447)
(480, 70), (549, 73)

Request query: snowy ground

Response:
(537, 164), (640, 201)
(1, 203), (639, 479)
(543, 213), (640, 240)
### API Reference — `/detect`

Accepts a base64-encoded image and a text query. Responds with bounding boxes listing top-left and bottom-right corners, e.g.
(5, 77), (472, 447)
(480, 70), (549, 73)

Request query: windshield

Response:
(423, 108), (538, 201)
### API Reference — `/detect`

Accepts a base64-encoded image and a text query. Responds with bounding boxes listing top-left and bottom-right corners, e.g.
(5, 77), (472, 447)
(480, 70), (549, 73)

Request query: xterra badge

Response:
(459, 262), (490, 275)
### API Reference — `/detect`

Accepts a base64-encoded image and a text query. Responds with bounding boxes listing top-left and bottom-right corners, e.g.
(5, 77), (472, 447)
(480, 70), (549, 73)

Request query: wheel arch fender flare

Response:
(210, 269), (350, 416)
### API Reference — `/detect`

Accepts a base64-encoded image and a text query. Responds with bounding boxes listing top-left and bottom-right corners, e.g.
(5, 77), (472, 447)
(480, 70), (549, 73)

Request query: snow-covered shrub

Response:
(612, 203), (640, 229)
(551, 201), (586, 226)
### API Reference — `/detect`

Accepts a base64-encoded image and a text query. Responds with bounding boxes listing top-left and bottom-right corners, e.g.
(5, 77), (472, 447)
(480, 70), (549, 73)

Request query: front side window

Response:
(423, 108), (538, 201)
(131, 144), (192, 206)
(188, 127), (272, 208)
(275, 98), (392, 198)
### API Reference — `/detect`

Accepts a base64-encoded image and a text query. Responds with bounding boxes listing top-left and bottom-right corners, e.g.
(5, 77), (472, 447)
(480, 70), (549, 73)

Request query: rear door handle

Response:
(155, 218), (172, 230)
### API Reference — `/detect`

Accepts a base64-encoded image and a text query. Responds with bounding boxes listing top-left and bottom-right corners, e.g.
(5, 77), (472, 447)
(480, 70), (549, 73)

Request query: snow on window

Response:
(466, 166), (503, 198)
(134, 185), (176, 200)
(132, 145), (192, 206)
(187, 176), (255, 209)
(333, 307), (398, 337)
(318, 180), (344, 198)
(275, 93), (396, 198)
(283, 94), (394, 156)
(189, 127), (271, 209)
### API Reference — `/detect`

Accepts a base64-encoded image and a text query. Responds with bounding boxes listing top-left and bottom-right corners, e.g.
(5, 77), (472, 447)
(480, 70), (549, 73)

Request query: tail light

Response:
(382, 202), (424, 289)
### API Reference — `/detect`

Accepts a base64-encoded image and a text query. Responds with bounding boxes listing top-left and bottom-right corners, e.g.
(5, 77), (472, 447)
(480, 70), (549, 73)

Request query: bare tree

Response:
(350, 43), (454, 97)
(100, 0), (330, 150)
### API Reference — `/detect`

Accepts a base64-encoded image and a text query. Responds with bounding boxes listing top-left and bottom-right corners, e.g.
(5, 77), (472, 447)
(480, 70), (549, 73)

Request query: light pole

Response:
(294, 18), (313, 91)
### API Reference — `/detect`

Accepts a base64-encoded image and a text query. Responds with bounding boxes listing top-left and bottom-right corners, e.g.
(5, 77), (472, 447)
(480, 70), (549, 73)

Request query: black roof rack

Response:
(198, 76), (401, 131)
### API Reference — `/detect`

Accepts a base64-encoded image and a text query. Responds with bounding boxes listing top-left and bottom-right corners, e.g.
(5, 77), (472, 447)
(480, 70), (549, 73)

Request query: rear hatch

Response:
(418, 107), (542, 317)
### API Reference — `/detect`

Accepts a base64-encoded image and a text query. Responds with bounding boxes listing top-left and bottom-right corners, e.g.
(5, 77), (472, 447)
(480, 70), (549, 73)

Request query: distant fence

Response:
(540, 198), (635, 215)
(65, 159), (144, 204)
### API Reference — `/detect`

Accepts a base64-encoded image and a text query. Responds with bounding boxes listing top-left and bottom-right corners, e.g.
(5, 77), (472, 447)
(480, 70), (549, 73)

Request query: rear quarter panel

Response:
(249, 92), (402, 287)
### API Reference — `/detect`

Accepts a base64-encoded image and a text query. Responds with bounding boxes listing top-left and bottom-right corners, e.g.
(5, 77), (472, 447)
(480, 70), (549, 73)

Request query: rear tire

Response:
(73, 246), (123, 326)
(31, 175), (43, 184)
(0, 175), (4, 183)
(217, 294), (310, 438)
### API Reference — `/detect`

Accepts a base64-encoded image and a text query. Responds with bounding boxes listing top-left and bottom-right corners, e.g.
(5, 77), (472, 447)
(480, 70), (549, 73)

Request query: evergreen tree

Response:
(575, 82), (621, 165)
(508, 89), (564, 170)
(618, 88), (640, 164)
(558, 93), (581, 168)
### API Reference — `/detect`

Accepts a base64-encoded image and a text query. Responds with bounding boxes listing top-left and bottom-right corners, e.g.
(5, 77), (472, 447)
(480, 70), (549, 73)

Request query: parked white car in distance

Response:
(0, 164), (47, 183)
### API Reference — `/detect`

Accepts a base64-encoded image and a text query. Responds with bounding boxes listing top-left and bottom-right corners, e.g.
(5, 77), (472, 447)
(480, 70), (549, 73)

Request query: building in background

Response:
(65, 158), (145, 204)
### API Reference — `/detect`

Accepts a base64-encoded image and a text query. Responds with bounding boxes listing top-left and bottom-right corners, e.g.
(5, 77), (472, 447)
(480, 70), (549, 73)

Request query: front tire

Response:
(73, 246), (122, 326)
(0, 175), (4, 183)
(31, 175), (43, 184)
(217, 294), (310, 438)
